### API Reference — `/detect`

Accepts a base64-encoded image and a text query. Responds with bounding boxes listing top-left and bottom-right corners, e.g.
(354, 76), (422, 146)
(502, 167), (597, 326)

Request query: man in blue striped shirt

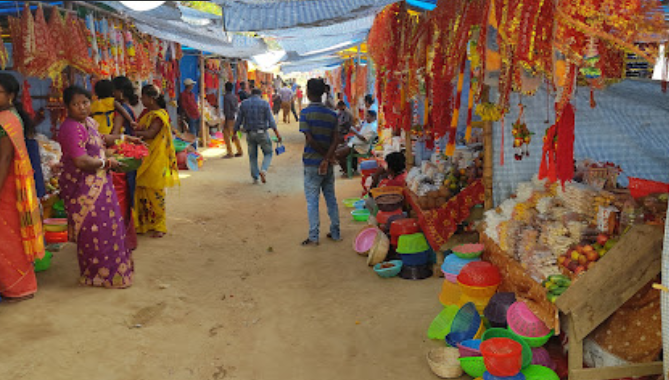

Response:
(299, 78), (341, 246)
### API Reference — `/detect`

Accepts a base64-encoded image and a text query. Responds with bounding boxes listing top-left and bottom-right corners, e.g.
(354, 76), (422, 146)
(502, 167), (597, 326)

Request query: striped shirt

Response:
(299, 102), (338, 166)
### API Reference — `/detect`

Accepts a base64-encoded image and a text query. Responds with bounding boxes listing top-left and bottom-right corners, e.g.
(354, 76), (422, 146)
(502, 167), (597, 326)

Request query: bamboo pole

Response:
(199, 53), (207, 148)
(482, 85), (494, 210)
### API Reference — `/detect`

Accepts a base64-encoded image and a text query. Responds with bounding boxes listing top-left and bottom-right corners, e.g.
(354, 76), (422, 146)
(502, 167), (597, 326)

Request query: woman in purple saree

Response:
(58, 86), (136, 289)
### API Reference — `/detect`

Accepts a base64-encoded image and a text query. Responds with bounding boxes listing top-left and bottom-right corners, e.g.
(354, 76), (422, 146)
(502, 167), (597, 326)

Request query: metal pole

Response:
(200, 53), (207, 148)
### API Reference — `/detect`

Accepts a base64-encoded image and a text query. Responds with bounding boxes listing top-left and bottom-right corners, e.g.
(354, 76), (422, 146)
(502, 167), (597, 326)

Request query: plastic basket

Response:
(390, 218), (420, 237)
(459, 356), (487, 378)
(481, 338), (523, 377)
(173, 139), (189, 153)
(376, 193), (404, 212)
(458, 261), (501, 287)
(530, 347), (556, 370)
(484, 293), (517, 328)
(445, 302), (482, 347)
(370, 186), (403, 199)
(444, 272), (458, 284)
(354, 200), (366, 210)
(513, 328), (554, 348)
(397, 233), (430, 254)
(353, 227), (379, 255)
(458, 293), (494, 315)
(457, 339), (482, 358)
(482, 328), (533, 369)
(344, 198), (362, 208)
(521, 365), (559, 380)
(453, 243), (484, 259)
(43, 218), (67, 232)
(427, 305), (460, 340)
(628, 177), (669, 199)
(507, 302), (551, 338)
(376, 209), (403, 226)
(373, 260), (402, 278)
(442, 254), (481, 275)
(458, 282), (499, 299)
(440, 279), (462, 307)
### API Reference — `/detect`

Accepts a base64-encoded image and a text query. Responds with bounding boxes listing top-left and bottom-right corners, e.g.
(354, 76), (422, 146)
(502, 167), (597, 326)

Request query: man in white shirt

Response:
(335, 110), (378, 173)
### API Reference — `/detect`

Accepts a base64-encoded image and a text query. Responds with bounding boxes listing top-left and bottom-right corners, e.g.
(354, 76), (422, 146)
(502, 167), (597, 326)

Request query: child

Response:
(91, 80), (136, 135)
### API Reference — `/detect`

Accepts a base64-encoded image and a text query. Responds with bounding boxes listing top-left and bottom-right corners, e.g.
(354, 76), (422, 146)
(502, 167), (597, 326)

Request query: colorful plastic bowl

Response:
(396, 233), (430, 254)
(43, 218), (67, 232)
(453, 243), (484, 259)
(354, 227), (379, 255)
(344, 198), (362, 208)
(373, 260), (402, 278)
(427, 305), (459, 340)
(507, 301), (551, 338)
(34, 251), (53, 272)
(459, 356), (486, 378)
(351, 209), (370, 222)
(482, 328), (533, 369)
(521, 365), (559, 380)
(442, 254), (481, 275)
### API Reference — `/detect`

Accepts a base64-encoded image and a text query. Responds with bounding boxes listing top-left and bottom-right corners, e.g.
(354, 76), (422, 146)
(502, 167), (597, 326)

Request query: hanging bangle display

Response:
(99, 158), (106, 169)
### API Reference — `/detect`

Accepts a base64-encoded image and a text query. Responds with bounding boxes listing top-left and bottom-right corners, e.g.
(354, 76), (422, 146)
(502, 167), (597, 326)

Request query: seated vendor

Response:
(335, 110), (378, 173)
(373, 152), (407, 188)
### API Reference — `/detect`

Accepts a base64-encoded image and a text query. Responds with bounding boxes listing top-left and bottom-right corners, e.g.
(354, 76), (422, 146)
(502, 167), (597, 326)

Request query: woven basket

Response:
(427, 347), (463, 379)
(367, 230), (390, 266)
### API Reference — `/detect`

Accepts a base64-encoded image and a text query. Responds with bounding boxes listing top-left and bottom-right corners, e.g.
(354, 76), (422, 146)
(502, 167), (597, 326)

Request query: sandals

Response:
(327, 233), (343, 242)
(301, 239), (319, 247)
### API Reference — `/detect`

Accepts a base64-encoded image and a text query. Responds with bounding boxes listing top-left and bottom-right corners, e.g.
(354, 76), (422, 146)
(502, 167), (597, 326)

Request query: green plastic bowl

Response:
(396, 233), (430, 254)
(343, 198), (362, 208)
(173, 139), (189, 153)
(522, 365), (560, 380)
(427, 305), (459, 340)
(482, 328), (533, 369)
(116, 157), (143, 173)
(511, 327), (555, 348)
(34, 251), (53, 272)
(452, 243), (484, 259)
(351, 209), (370, 222)
(459, 356), (486, 378)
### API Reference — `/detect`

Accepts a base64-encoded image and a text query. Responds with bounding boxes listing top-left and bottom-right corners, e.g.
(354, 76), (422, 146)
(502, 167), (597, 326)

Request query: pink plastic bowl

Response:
(355, 228), (379, 254)
(507, 301), (551, 338)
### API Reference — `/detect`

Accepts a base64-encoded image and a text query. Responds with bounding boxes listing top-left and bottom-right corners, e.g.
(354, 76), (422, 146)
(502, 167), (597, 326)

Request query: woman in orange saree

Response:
(0, 74), (45, 301)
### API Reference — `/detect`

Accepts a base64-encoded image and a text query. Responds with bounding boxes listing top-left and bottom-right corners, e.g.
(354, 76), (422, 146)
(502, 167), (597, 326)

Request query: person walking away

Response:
(272, 89), (282, 117)
(180, 78), (201, 149)
(134, 85), (180, 238)
(336, 101), (353, 139)
(296, 85), (304, 113)
(235, 88), (283, 184)
(91, 79), (135, 135)
(279, 83), (293, 124)
(299, 78), (341, 246)
(238, 81), (249, 103)
(111, 76), (140, 251)
(335, 110), (378, 172)
(0, 73), (45, 301)
(58, 85), (137, 288)
(223, 82), (243, 158)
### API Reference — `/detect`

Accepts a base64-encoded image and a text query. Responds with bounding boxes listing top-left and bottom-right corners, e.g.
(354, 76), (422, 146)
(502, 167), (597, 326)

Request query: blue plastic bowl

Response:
(354, 200), (366, 210)
(441, 254), (481, 275)
(360, 160), (378, 170)
(484, 371), (526, 380)
(400, 250), (430, 266)
(373, 260), (403, 278)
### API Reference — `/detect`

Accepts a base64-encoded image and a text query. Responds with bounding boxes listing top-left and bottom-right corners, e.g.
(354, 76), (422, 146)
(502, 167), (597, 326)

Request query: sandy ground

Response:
(0, 121), (452, 380)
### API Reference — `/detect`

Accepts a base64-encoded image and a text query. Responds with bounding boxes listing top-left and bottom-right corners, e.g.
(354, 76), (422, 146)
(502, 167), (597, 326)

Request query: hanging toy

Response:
(511, 103), (533, 161)
(580, 36), (603, 108)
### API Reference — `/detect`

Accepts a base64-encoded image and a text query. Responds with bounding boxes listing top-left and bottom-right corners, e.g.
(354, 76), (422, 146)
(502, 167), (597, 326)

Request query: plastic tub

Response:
(45, 230), (68, 244)
(481, 338), (523, 377)
(373, 260), (402, 278)
(173, 139), (189, 153)
(396, 233), (430, 254)
(459, 356), (486, 378)
(351, 209), (370, 222)
(444, 272), (458, 284)
(360, 159), (379, 171)
(483, 372), (526, 380)
(354, 227), (379, 255)
(482, 328), (533, 369)
(376, 209), (403, 225)
(440, 279), (462, 307)
(507, 301), (551, 338)
(376, 194), (404, 212)
(458, 293), (494, 315)
(458, 282), (499, 299)
(116, 157), (143, 172)
(514, 329), (555, 348)
(427, 305), (459, 340)
(453, 243), (484, 259)
(390, 218), (420, 237)
(354, 200), (366, 210)
(399, 251), (430, 266)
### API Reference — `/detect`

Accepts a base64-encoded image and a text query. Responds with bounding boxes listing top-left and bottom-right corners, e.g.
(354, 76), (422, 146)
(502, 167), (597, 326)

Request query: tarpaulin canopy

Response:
(214, 0), (397, 32)
(96, 1), (268, 58)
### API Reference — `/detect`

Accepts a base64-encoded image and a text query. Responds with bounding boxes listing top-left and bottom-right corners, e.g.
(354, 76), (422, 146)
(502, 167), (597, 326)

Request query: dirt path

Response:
(1, 122), (445, 380)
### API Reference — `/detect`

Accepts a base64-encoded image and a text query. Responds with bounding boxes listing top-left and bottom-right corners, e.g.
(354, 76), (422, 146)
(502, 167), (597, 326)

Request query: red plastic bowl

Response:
(390, 218), (420, 237)
(457, 261), (501, 287)
(481, 338), (523, 377)
(376, 209), (403, 225)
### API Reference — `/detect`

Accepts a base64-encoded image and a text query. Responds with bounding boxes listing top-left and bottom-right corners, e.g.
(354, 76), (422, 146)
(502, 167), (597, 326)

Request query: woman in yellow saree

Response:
(134, 85), (179, 238)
